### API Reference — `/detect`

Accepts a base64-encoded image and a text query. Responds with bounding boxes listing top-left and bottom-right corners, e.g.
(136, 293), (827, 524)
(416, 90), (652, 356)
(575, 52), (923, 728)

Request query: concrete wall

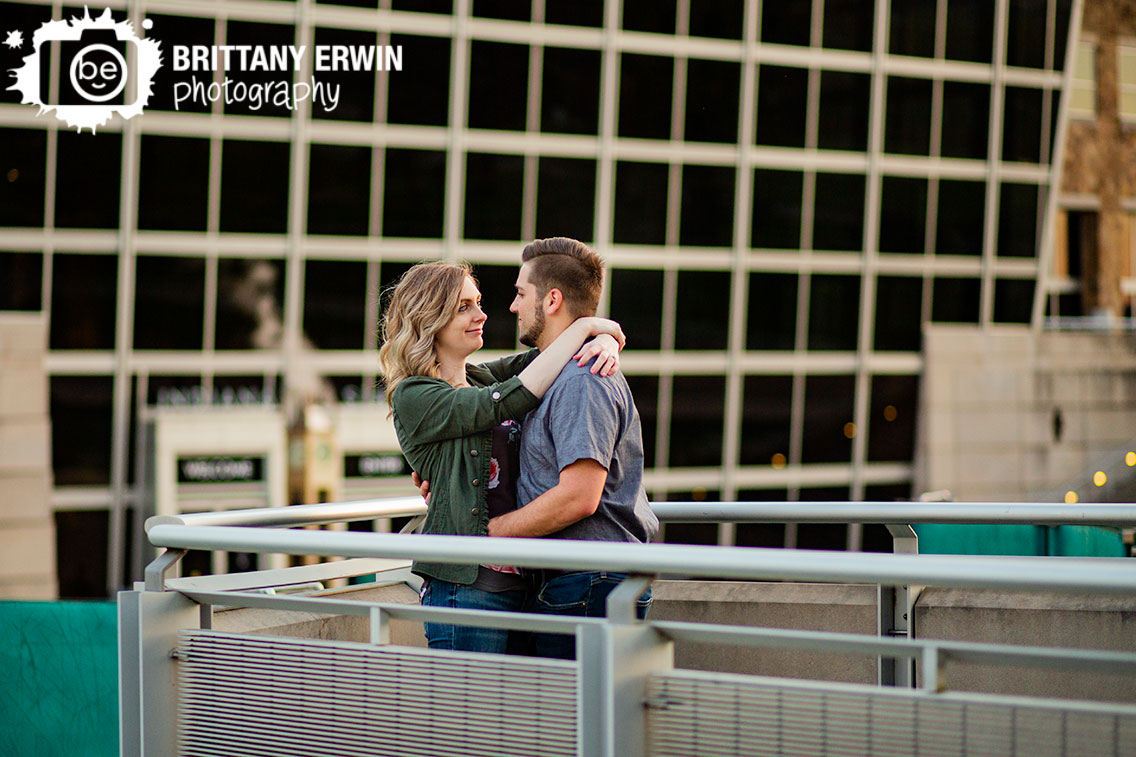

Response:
(0, 315), (56, 599)
(916, 324), (1136, 502)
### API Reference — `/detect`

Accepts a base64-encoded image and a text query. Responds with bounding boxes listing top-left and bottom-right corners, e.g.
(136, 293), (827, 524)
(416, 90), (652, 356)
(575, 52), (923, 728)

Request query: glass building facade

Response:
(0, 0), (1076, 596)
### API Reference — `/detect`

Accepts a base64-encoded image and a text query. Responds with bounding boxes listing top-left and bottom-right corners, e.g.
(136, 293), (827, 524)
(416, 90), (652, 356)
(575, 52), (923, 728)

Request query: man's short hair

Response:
(521, 237), (604, 317)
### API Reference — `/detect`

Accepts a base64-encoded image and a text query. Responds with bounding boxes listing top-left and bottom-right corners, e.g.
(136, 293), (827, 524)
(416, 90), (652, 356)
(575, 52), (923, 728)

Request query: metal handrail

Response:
(144, 498), (1136, 534)
(145, 525), (1136, 595)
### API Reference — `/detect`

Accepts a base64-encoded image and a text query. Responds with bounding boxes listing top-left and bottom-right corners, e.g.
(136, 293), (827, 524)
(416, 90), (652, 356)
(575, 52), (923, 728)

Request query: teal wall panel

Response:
(0, 601), (118, 757)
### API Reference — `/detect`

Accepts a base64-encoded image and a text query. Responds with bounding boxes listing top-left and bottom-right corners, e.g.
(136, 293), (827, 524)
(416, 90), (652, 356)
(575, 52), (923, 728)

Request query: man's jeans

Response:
(420, 578), (528, 654)
(530, 571), (653, 660)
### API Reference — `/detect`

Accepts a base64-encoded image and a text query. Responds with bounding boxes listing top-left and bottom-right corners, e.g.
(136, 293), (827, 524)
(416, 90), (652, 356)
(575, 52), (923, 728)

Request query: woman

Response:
(379, 261), (624, 653)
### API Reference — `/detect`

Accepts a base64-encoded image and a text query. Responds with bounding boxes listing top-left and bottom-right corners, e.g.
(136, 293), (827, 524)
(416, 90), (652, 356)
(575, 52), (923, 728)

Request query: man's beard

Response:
(519, 307), (546, 348)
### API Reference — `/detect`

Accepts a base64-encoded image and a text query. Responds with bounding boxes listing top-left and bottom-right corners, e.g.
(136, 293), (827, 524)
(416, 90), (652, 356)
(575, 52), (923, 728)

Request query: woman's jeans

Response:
(420, 578), (528, 654)
(530, 571), (653, 660)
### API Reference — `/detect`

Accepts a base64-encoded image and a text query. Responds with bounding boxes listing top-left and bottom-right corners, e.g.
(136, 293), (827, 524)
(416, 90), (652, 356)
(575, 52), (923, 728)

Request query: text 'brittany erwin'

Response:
(170, 45), (404, 73)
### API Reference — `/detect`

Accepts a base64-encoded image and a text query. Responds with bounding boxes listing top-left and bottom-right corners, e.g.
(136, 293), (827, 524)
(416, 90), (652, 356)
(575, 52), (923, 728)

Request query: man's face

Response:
(510, 263), (546, 348)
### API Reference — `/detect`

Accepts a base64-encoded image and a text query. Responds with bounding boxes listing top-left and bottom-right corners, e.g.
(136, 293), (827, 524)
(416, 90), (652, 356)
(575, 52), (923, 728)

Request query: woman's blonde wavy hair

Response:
(379, 261), (474, 410)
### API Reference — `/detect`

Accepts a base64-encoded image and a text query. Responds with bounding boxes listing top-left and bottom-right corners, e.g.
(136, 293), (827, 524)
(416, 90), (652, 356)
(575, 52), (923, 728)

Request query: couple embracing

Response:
(379, 237), (658, 659)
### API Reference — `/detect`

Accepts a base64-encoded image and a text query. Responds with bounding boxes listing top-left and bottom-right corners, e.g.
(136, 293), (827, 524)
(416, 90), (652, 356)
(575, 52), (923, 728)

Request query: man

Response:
(488, 237), (659, 659)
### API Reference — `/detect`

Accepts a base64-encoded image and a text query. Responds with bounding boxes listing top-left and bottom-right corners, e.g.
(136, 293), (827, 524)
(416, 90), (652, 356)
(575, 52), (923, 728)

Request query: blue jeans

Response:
(529, 571), (653, 660)
(420, 578), (529, 654)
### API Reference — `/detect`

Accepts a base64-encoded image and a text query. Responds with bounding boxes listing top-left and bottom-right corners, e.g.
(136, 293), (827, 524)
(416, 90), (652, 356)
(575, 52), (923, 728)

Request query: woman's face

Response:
(434, 276), (487, 359)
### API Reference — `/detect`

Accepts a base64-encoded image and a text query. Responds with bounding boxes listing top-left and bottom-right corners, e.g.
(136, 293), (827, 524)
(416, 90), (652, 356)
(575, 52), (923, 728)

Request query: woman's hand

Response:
(578, 317), (627, 350)
(575, 334), (621, 376)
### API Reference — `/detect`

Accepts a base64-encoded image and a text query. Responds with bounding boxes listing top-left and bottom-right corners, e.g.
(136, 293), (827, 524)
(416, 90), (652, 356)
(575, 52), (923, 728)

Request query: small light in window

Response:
(1064, 490), (1078, 504)
(770, 452), (787, 469)
(1126, 451), (1136, 467)
(6, 168), (17, 183)
(843, 422), (857, 439)
(883, 404), (897, 422)
(1093, 471), (1107, 487)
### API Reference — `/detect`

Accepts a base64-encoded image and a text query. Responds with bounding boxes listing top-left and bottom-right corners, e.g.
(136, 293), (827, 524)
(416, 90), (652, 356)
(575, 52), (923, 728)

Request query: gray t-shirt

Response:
(517, 361), (659, 543)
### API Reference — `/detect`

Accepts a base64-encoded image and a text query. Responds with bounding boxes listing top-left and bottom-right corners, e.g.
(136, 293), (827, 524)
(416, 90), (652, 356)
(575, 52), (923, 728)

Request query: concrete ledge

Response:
(650, 580), (879, 683)
(915, 587), (1136, 702)
(212, 581), (427, 648)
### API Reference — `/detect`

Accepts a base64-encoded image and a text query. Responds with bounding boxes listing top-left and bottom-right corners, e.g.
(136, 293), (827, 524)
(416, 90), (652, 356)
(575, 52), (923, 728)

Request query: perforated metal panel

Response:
(177, 631), (577, 757)
(647, 670), (1136, 757)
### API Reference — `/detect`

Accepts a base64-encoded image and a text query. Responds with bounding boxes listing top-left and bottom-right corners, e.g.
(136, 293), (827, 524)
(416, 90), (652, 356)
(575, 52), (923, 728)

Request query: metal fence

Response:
(121, 498), (1136, 756)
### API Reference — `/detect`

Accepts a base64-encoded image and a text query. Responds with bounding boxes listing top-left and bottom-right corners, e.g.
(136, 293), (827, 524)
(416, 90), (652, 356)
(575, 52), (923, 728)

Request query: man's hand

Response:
(488, 458), (606, 537)
(411, 472), (431, 504)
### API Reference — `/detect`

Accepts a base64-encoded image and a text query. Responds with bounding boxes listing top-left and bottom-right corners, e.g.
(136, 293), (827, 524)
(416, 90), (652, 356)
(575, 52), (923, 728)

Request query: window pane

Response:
(823, 0), (874, 52)
(50, 376), (113, 485)
(55, 510), (109, 598)
(50, 254), (117, 349)
(945, 0), (994, 63)
(465, 153), (524, 240)
(384, 148), (446, 238)
(473, 0), (529, 20)
(471, 263), (518, 350)
(756, 66), (808, 147)
(740, 375), (793, 465)
(669, 375), (725, 467)
(303, 260), (367, 349)
(690, 0), (743, 39)
(143, 14), (211, 112)
(216, 258), (286, 350)
(736, 489), (789, 547)
(619, 54), (673, 139)
(623, 0), (676, 34)
(223, 21), (295, 118)
(542, 47), (601, 134)
(868, 375), (919, 462)
(613, 161), (668, 245)
(675, 270), (730, 350)
(874, 276), (922, 352)
(1002, 87), (1043, 163)
(138, 136), (208, 231)
(808, 274), (860, 350)
(1053, 0), (1073, 71)
(55, 131), (120, 229)
(220, 140), (290, 233)
(998, 183), (1039, 258)
(392, 0), (452, 11)
(0, 252), (42, 310)
(818, 71), (870, 151)
(802, 375), (855, 464)
(680, 165), (735, 247)
(312, 27), (375, 122)
(308, 144), (371, 236)
(813, 173), (865, 251)
(747, 272), (797, 350)
(0, 128), (46, 227)
(889, 0), (935, 57)
(625, 375), (659, 467)
(469, 41), (528, 131)
(885, 77), (932, 155)
(936, 179), (986, 256)
(388, 34), (451, 126)
(941, 82), (990, 159)
(685, 59), (740, 143)
(879, 176), (927, 253)
(536, 157), (596, 241)
(0, 2), (51, 105)
(931, 276), (981, 323)
(1007, 0), (1047, 69)
(993, 278), (1035, 323)
(761, 2), (810, 46)
(546, 0), (603, 26)
(134, 256), (205, 350)
(610, 269), (664, 350)
(147, 375), (202, 406)
(752, 169), (802, 249)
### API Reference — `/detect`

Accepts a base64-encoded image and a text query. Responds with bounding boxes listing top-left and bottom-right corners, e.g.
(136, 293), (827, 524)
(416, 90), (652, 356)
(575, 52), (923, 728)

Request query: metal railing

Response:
(122, 498), (1136, 757)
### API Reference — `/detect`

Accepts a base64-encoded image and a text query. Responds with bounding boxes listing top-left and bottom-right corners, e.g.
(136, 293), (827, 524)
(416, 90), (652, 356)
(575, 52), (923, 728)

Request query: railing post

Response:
(120, 551), (200, 756)
(577, 576), (672, 757)
(880, 524), (921, 687)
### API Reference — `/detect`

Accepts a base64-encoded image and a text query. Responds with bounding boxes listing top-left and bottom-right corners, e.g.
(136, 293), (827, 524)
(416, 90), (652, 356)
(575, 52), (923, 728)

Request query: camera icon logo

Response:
(8, 7), (162, 132)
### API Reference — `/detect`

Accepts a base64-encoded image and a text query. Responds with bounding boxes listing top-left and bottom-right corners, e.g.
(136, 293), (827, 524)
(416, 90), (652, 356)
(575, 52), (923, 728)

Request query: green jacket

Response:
(390, 349), (541, 584)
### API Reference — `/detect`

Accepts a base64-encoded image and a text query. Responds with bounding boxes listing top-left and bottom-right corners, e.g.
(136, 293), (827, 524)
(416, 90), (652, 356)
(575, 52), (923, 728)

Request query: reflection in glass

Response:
(215, 258), (286, 350)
